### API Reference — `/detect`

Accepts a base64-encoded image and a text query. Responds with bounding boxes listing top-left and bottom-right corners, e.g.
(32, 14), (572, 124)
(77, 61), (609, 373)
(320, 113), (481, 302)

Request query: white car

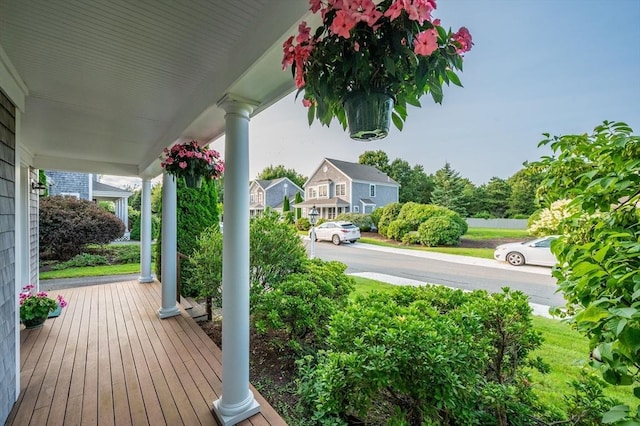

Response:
(310, 221), (361, 245)
(494, 236), (558, 267)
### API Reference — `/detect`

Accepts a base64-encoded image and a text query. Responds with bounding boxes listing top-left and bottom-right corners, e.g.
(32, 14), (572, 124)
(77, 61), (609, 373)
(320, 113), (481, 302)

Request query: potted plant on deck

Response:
(19, 285), (67, 329)
(161, 140), (225, 188)
(283, 0), (473, 141)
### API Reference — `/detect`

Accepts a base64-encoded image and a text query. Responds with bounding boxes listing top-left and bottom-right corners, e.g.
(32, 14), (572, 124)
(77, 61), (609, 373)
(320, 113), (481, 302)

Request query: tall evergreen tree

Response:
(484, 177), (512, 217)
(430, 163), (469, 217)
(294, 192), (303, 220)
(282, 195), (290, 212)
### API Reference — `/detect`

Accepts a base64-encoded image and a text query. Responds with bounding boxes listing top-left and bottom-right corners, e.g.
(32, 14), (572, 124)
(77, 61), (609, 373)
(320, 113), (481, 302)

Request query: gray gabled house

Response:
(296, 158), (399, 219)
(249, 177), (303, 217)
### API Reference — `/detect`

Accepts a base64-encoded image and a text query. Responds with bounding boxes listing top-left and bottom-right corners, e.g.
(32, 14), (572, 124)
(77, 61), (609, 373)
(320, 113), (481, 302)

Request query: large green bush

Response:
(189, 210), (307, 306)
(40, 195), (125, 260)
(253, 259), (354, 352)
(154, 178), (220, 289)
(377, 202), (402, 237)
(383, 202), (467, 242)
(417, 215), (464, 246)
(297, 286), (548, 425)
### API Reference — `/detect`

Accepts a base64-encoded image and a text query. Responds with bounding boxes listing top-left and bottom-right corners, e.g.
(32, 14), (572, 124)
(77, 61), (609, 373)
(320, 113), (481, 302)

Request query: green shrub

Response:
(188, 226), (223, 306)
(191, 210), (307, 307)
(511, 213), (529, 219)
(386, 218), (412, 240)
(282, 211), (295, 224)
(473, 211), (493, 219)
(381, 202), (467, 242)
(52, 253), (108, 269)
(377, 202), (402, 237)
(296, 217), (311, 231)
(400, 231), (420, 245)
(417, 215), (464, 246)
(250, 210), (307, 294)
(110, 244), (141, 264)
(40, 195), (125, 260)
(129, 209), (141, 240)
(253, 259), (354, 352)
(335, 213), (373, 231)
(297, 286), (548, 425)
(370, 207), (383, 229)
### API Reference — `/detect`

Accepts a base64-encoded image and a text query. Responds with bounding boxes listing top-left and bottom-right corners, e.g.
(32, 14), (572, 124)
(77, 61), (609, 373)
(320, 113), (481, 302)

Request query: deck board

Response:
(7, 280), (287, 426)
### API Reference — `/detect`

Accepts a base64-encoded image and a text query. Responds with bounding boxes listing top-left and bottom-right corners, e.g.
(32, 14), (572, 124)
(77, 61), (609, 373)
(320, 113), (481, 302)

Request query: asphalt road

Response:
(310, 240), (565, 308)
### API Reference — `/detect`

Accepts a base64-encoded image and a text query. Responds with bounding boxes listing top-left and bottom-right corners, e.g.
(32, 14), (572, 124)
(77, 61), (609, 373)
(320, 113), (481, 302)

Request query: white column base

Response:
(157, 306), (180, 319)
(138, 275), (154, 283)
(212, 393), (260, 426)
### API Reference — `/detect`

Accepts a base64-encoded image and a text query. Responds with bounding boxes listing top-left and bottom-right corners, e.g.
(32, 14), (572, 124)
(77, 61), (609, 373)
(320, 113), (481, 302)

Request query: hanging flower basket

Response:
(161, 141), (224, 188)
(184, 174), (203, 189)
(344, 92), (394, 141)
(283, 0), (473, 140)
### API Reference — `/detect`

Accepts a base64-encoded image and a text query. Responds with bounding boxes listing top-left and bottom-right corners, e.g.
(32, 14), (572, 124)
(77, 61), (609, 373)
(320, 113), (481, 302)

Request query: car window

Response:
(340, 223), (356, 229)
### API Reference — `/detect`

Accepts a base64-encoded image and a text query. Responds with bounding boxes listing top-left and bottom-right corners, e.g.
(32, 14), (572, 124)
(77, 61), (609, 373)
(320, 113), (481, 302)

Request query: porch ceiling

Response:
(0, 0), (308, 177)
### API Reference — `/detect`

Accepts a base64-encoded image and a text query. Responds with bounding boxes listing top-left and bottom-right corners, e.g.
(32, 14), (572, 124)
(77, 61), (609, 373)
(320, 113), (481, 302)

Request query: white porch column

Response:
(122, 197), (130, 233)
(158, 172), (180, 318)
(212, 95), (260, 425)
(139, 178), (153, 283)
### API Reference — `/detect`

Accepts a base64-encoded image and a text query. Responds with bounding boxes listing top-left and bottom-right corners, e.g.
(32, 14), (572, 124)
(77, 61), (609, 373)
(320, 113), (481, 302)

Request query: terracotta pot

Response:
(344, 92), (394, 141)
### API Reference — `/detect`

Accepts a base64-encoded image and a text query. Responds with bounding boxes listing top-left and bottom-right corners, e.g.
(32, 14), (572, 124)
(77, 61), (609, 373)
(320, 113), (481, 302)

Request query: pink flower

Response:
(414, 28), (438, 56)
(452, 26), (473, 54)
(179, 161), (188, 169)
(384, 0), (405, 21)
(309, 0), (323, 13)
(302, 98), (313, 107)
(330, 10), (357, 38)
(37, 291), (48, 298)
(296, 21), (312, 43)
(353, 41), (360, 52)
(23, 284), (35, 290)
(282, 36), (295, 69)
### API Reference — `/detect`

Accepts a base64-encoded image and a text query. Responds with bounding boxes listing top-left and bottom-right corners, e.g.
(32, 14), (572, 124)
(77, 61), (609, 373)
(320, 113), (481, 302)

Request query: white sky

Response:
(104, 0), (640, 190)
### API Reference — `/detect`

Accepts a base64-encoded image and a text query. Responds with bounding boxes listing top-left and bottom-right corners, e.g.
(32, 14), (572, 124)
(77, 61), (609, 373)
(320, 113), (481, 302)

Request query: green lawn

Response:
(351, 277), (636, 410)
(40, 263), (151, 280)
(463, 227), (530, 240)
(358, 236), (495, 259)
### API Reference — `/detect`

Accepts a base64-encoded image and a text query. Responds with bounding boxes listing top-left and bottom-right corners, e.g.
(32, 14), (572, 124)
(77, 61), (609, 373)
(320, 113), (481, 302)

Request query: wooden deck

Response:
(6, 280), (287, 426)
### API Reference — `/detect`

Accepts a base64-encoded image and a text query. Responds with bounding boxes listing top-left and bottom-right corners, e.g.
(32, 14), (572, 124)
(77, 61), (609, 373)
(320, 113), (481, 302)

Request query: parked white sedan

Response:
(310, 221), (361, 245)
(494, 236), (558, 267)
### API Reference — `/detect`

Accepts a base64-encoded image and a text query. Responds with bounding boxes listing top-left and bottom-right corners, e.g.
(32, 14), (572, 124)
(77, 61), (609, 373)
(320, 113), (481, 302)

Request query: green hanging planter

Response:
(344, 92), (394, 141)
(183, 174), (203, 189)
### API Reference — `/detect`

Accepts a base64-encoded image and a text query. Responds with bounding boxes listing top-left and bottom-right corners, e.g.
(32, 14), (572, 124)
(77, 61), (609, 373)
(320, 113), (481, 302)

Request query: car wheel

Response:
(332, 234), (341, 245)
(506, 252), (525, 266)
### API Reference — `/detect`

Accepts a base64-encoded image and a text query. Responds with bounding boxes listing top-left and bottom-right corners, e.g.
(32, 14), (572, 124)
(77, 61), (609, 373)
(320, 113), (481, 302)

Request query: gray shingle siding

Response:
(0, 88), (16, 424)
(46, 171), (90, 200)
(351, 181), (397, 213)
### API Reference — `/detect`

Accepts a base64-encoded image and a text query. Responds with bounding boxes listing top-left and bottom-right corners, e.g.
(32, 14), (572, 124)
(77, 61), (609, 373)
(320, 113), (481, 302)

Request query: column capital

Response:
(216, 94), (259, 116)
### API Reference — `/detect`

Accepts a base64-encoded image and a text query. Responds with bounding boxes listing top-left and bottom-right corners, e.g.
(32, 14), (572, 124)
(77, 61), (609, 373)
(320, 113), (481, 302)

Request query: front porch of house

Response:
(6, 279), (286, 426)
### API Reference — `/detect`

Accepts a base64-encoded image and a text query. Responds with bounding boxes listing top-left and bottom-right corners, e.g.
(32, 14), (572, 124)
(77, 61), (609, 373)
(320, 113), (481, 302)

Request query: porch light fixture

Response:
(309, 205), (319, 259)
(31, 180), (47, 196)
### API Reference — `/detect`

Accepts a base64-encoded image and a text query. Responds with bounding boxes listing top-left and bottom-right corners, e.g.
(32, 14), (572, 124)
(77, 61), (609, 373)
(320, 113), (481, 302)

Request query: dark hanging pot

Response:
(344, 92), (394, 141)
(183, 174), (203, 189)
(22, 316), (47, 329)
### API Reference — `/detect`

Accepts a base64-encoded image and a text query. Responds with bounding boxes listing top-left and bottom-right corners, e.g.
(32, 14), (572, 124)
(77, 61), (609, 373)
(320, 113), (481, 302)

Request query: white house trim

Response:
(158, 173), (180, 319)
(138, 178), (153, 283)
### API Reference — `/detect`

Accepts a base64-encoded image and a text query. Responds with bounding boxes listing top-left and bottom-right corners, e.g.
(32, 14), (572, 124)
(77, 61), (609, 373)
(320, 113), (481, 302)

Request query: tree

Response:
(507, 163), (542, 217)
(388, 159), (433, 204)
(283, 195), (290, 212)
(40, 195), (125, 260)
(483, 177), (511, 218)
(256, 164), (306, 189)
(294, 192), (303, 220)
(128, 188), (142, 211)
(358, 150), (390, 174)
(534, 121), (640, 418)
(431, 163), (469, 217)
(154, 178), (220, 290)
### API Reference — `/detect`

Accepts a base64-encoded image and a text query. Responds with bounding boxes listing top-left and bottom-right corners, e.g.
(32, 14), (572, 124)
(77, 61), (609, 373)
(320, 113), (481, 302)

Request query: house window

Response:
(258, 192), (263, 203)
(308, 188), (317, 198)
(369, 184), (376, 197)
(250, 193), (255, 203)
(335, 183), (346, 196)
(328, 208), (336, 219)
(353, 205), (359, 213)
(319, 185), (328, 197)
(61, 192), (80, 199)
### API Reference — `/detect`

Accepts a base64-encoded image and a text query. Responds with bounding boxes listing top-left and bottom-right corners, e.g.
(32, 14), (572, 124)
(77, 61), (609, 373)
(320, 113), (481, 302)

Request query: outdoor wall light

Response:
(31, 181), (47, 196)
